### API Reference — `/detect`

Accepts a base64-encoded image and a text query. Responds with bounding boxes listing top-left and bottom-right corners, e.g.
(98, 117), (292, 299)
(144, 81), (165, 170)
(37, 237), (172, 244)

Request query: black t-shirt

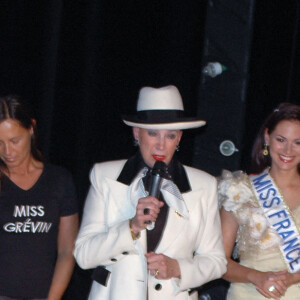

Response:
(0, 164), (78, 298)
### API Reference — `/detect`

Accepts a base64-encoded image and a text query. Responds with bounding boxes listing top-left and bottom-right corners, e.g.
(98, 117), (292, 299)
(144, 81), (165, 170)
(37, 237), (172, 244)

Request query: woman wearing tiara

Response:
(219, 102), (300, 299)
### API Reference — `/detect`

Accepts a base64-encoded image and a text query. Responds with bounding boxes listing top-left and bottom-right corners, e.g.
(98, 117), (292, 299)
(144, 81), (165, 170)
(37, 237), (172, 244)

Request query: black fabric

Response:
(91, 266), (111, 287)
(0, 164), (78, 298)
(0, 1), (208, 212)
(123, 109), (201, 124)
(0, 297), (47, 300)
(117, 151), (191, 194)
(116, 152), (146, 185)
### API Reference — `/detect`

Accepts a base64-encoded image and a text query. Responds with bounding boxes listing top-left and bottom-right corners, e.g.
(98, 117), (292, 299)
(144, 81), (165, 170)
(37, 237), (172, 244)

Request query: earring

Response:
(263, 144), (269, 156)
(134, 139), (139, 147)
(176, 145), (180, 152)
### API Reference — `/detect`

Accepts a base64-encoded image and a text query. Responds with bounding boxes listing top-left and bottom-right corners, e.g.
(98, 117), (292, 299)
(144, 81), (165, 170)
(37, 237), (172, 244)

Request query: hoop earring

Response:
(263, 144), (269, 156)
(176, 145), (180, 152)
(134, 139), (139, 147)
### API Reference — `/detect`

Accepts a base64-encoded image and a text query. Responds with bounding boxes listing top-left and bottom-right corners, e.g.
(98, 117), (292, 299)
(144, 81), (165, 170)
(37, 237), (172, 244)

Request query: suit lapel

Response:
(104, 178), (136, 226)
(155, 190), (200, 253)
(155, 208), (187, 253)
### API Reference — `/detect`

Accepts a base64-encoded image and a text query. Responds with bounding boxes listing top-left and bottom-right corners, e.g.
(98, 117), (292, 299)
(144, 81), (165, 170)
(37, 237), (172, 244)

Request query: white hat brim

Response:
(123, 120), (206, 130)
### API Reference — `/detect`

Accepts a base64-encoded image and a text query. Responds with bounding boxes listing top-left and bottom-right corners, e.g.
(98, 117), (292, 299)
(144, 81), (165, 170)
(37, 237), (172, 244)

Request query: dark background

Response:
(0, 0), (299, 299)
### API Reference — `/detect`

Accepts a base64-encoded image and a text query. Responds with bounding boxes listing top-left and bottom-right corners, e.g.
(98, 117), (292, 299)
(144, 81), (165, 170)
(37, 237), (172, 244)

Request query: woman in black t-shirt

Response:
(0, 96), (78, 300)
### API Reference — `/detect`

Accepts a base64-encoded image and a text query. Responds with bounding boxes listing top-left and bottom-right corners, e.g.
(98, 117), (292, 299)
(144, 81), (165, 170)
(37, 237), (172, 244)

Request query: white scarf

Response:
(129, 167), (189, 230)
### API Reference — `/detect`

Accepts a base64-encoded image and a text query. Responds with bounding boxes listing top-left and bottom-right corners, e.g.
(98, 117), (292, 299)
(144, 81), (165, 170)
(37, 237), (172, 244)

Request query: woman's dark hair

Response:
(251, 102), (300, 174)
(0, 95), (44, 173)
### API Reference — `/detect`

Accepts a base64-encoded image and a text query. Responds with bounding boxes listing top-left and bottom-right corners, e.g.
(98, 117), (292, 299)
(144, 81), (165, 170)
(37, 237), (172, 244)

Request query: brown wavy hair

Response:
(251, 102), (300, 174)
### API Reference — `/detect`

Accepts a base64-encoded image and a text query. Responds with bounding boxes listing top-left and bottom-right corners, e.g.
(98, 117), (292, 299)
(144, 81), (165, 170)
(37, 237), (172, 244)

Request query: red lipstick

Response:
(153, 155), (166, 161)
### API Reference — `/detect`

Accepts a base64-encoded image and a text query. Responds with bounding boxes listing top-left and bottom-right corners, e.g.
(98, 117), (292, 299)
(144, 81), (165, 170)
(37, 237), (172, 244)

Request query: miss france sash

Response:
(249, 170), (300, 273)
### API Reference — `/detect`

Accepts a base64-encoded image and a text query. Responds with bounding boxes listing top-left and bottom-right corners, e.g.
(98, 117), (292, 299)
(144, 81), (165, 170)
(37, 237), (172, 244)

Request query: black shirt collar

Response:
(117, 152), (191, 193)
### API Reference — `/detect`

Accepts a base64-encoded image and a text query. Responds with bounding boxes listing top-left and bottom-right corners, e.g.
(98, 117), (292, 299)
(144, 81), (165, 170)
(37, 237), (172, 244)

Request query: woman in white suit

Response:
(74, 85), (226, 300)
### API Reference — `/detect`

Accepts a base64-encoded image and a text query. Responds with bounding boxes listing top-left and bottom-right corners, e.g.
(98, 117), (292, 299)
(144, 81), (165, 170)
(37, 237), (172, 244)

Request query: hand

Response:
(130, 196), (164, 234)
(252, 270), (288, 299)
(145, 252), (181, 280)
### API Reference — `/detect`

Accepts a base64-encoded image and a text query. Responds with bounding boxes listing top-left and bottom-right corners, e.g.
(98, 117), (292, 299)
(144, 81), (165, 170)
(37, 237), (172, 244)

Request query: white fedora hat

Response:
(123, 85), (206, 130)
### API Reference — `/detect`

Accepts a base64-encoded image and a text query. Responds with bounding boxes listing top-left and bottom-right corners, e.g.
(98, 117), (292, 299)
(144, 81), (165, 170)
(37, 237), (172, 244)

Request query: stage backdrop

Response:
(0, 1), (299, 299)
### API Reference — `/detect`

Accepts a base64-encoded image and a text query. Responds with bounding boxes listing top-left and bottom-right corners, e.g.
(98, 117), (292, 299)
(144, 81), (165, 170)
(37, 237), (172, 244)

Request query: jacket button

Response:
(122, 251), (129, 255)
(155, 284), (162, 291)
(111, 258), (117, 262)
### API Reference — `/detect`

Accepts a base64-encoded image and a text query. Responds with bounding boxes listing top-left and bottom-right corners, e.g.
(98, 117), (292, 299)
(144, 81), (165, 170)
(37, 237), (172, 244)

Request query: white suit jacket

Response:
(74, 159), (226, 300)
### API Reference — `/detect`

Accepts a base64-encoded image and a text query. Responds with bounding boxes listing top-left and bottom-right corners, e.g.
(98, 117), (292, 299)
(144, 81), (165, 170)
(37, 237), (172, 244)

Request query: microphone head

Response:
(152, 160), (167, 177)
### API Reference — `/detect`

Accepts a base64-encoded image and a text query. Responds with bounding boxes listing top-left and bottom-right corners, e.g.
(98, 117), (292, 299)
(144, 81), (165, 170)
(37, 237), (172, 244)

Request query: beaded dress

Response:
(218, 170), (300, 299)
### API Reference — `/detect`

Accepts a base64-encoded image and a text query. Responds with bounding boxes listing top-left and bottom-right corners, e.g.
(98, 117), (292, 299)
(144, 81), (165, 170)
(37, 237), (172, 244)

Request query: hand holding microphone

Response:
(130, 195), (164, 234)
(130, 161), (166, 233)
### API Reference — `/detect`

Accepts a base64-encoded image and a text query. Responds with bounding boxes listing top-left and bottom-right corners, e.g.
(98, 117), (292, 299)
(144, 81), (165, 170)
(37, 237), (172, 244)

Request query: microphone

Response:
(144, 161), (166, 226)
(149, 160), (166, 198)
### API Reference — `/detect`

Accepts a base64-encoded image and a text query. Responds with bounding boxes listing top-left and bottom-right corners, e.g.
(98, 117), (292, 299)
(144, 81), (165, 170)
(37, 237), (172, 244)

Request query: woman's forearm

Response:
(47, 252), (75, 300)
(223, 257), (257, 284)
(48, 214), (78, 300)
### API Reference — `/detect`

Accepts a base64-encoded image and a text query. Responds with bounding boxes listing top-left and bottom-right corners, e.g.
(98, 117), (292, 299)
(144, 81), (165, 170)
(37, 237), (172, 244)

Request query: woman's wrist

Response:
(246, 269), (259, 285)
(290, 272), (300, 286)
(129, 219), (140, 240)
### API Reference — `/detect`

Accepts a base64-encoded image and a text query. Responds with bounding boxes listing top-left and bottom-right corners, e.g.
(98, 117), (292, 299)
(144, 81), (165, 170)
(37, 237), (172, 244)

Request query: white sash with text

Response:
(250, 170), (300, 273)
